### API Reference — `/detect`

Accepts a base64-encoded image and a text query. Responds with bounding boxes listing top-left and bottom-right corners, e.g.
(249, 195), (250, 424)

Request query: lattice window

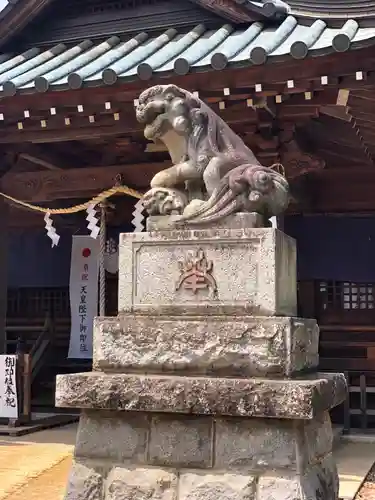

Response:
(318, 281), (375, 311)
(342, 282), (374, 310)
(7, 288), (70, 319)
(319, 281), (340, 311)
(7, 289), (22, 318)
(7, 283), (119, 319)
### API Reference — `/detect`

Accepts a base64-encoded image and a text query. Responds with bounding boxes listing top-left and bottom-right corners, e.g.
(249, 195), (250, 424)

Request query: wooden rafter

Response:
(289, 167), (375, 214)
(0, 88), (350, 147)
(7, 143), (82, 170)
(320, 106), (352, 122)
(18, 153), (61, 170)
(280, 134), (325, 179)
(0, 0), (54, 49)
(189, 0), (253, 22)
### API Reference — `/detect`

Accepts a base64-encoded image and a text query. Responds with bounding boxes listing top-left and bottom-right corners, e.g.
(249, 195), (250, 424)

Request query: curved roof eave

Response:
(0, 0), (55, 48)
(1, 18), (375, 97)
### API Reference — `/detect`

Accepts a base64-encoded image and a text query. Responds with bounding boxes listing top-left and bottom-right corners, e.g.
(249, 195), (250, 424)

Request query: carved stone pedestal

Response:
(57, 216), (346, 500)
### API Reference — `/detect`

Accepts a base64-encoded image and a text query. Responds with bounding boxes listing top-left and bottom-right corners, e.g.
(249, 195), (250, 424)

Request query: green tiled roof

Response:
(1, 16), (375, 96)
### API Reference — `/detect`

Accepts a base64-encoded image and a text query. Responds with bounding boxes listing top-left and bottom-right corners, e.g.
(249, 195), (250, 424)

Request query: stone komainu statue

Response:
(135, 84), (289, 225)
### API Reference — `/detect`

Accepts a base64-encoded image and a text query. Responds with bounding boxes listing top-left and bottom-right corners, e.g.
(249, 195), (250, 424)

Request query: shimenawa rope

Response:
(0, 184), (142, 214)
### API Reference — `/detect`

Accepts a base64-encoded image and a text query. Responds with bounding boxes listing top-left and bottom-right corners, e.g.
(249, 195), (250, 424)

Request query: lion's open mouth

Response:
(143, 112), (172, 140)
(136, 100), (165, 124)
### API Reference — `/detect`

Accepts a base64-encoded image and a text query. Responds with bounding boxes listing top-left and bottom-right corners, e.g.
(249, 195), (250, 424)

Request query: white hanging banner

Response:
(0, 355), (18, 419)
(68, 236), (100, 359)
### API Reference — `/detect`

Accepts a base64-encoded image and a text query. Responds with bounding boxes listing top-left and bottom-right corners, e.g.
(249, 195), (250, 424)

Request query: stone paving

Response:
(355, 464), (375, 500)
(336, 441), (375, 500)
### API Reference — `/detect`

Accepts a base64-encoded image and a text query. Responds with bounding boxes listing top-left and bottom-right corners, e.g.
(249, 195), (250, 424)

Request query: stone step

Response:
(56, 371), (346, 420)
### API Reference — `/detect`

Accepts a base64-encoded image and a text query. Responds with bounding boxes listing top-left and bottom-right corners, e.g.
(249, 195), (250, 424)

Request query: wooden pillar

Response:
(278, 215), (285, 232)
(298, 281), (316, 319)
(0, 198), (8, 354)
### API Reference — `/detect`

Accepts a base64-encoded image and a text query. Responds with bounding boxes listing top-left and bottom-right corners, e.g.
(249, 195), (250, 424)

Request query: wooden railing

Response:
(321, 370), (375, 433)
(28, 315), (54, 383)
(6, 313), (53, 384)
(2, 312), (56, 427)
(342, 371), (375, 433)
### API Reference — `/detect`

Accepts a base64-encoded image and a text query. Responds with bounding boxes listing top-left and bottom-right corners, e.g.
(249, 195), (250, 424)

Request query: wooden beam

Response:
(350, 111), (375, 124)
(313, 167), (375, 178)
(0, 162), (169, 202)
(316, 149), (370, 166)
(0, 0), (54, 49)
(8, 142), (95, 169)
(320, 106), (352, 122)
(190, 0), (252, 22)
(282, 90), (345, 107)
(0, 123), (138, 144)
(359, 129), (375, 140)
(0, 106), (260, 144)
(289, 167), (375, 213)
(354, 120), (375, 132)
(19, 153), (61, 170)
(303, 123), (370, 159)
(278, 106), (319, 120)
(307, 121), (358, 142)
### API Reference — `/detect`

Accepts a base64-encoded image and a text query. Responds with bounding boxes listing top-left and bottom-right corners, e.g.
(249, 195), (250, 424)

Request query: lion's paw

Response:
(142, 187), (188, 216)
(182, 199), (206, 217)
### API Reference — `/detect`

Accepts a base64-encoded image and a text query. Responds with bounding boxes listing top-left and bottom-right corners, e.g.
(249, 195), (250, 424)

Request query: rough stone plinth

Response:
(65, 462), (104, 500)
(56, 372), (346, 420)
(105, 467), (177, 500)
(64, 408), (339, 499)
(73, 410), (333, 474)
(118, 227), (296, 317)
(93, 315), (319, 377)
(146, 212), (268, 231)
(65, 457), (339, 500)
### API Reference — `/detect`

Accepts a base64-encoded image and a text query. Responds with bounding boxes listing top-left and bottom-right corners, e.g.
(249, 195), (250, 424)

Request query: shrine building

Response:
(0, 0), (375, 430)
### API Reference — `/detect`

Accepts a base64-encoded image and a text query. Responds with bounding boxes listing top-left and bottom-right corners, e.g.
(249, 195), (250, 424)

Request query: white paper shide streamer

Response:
(44, 212), (60, 247)
(132, 199), (145, 232)
(270, 216), (278, 228)
(86, 204), (100, 239)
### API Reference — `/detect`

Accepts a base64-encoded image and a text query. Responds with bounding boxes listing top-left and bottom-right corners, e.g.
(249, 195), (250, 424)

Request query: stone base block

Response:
(56, 372), (347, 419)
(118, 227), (296, 317)
(73, 410), (333, 473)
(256, 454), (339, 500)
(146, 212), (268, 231)
(64, 454), (339, 500)
(64, 408), (339, 499)
(93, 315), (319, 377)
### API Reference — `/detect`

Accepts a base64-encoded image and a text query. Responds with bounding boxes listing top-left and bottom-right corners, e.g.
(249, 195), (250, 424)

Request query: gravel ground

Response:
(355, 463), (375, 500)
